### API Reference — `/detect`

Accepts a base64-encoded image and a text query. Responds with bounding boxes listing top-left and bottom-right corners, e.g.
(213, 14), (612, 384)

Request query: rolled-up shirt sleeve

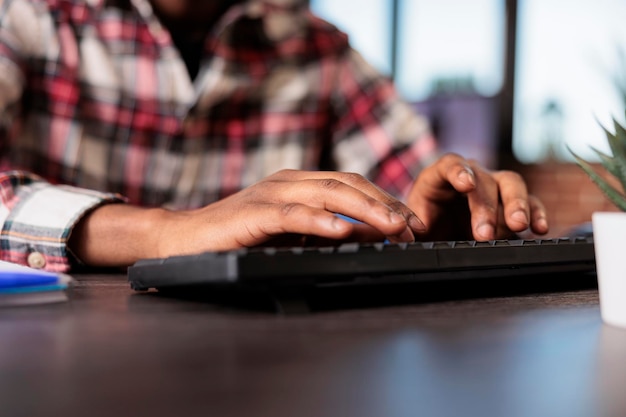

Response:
(0, 171), (125, 271)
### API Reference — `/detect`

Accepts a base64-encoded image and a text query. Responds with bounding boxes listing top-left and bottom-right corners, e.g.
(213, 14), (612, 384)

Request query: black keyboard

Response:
(128, 237), (596, 291)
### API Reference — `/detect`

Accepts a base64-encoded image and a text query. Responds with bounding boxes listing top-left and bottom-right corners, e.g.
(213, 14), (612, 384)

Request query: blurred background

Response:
(310, 0), (626, 237)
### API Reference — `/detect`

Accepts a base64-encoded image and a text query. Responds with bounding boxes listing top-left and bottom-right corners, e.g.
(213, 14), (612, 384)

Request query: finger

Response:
(258, 178), (416, 242)
(248, 202), (355, 241)
(426, 153), (477, 197)
(464, 167), (500, 241)
(407, 154), (477, 228)
(299, 223), (387, 247)
(250, 202), (412, 244)
(528, 194), (549, 235)
(491, 170), (531, 233)
(261, 228), (384, 248)
(273, 170), (426, 234)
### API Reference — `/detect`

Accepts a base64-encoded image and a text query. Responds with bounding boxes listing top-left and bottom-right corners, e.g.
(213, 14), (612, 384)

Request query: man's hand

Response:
(69, 170), (425, 266)
(69, 160), (548, 267)
(406, 153), (549, 241)
(155, 169), (427, 257)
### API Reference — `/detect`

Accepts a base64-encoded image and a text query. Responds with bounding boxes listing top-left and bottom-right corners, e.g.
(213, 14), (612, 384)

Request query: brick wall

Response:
(518, 162), (621, 237)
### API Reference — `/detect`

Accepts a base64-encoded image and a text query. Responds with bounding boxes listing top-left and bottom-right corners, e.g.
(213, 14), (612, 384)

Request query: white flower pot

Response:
(593, 212), (626, 328)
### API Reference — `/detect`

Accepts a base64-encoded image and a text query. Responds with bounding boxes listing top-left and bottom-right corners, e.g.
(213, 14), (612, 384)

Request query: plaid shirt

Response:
(0, 0), (437, 271)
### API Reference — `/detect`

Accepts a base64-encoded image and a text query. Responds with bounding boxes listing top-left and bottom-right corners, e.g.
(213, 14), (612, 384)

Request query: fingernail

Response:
(537, 217), (548, 230)
(389, 211), (406, 224)
(512, 210), (529, 225)
(476, 223), (494, 240)
(388, 227), (415, 243)
(399, 227), (415, 242)
(408, 214), (426, 231)
(331, 216), (350, 231)
(458, 169), (475, 187)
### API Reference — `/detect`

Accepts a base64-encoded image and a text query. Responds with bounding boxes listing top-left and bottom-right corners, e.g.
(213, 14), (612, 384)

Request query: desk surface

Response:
(0, 273), (623, 417)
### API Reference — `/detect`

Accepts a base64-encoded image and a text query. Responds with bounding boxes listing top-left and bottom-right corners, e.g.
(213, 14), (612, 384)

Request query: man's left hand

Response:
(406, 153), (549, 241)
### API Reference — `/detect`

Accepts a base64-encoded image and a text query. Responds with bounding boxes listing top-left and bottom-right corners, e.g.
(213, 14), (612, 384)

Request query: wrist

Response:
(69, 203), (173, 267)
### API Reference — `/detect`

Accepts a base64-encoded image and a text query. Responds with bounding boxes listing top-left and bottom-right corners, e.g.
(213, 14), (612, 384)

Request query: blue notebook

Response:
(0, 261), (72, 306)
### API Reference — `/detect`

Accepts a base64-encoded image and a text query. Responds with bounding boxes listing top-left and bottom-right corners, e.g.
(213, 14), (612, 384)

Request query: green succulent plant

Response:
(569, 112), (626, 211)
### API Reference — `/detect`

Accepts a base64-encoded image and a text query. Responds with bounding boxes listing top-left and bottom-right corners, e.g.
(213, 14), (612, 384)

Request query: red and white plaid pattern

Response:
(0, 0), (437, 271)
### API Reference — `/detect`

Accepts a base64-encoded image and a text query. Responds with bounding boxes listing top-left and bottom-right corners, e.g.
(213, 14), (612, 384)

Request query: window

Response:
(310, 0), (506, 167)
(310, 0), (505, 100)
(395, 0), (505, 101)
(309, 0), (393, 76)
(513, 0), (626, 163)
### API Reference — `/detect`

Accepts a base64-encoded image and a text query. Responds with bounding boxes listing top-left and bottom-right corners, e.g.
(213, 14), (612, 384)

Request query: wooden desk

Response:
(0, 273), (622, 417)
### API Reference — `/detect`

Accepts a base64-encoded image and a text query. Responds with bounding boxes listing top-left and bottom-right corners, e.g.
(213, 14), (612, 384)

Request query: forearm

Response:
(0, 171), (126, 271)
(68, 204), (171, 267)
(68, 169), (428, 268)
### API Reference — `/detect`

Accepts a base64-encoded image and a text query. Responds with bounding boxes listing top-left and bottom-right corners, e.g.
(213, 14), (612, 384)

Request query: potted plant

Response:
(570, 112), (626, 328)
